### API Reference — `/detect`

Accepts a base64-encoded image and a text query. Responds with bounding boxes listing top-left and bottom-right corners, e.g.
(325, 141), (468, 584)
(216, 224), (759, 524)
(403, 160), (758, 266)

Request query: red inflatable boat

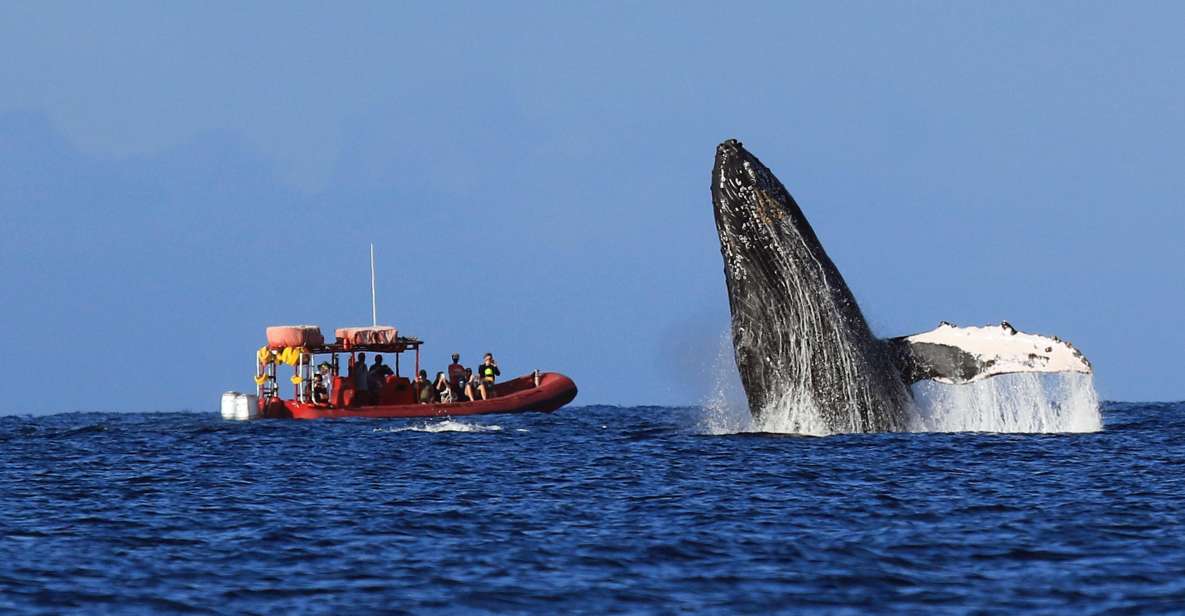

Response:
(264, 372), (577, 420)
(230, 325), (578, 421)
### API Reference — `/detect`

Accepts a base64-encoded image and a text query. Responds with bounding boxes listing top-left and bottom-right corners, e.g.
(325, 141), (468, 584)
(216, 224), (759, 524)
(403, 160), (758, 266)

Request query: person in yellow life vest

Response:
(478, 353), (500, 400)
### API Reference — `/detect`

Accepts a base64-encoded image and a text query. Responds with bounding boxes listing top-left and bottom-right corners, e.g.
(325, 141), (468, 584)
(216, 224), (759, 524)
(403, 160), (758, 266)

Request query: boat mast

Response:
(367, 241), (376, 326)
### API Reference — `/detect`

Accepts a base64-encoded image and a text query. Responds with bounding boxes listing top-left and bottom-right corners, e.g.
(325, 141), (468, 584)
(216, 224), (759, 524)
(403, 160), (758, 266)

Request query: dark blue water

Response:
(2, 402), (1183, 614)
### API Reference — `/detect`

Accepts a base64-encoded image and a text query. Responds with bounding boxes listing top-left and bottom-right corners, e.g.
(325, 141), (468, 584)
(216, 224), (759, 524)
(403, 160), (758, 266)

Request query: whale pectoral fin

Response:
(887, 322), (1092, 385)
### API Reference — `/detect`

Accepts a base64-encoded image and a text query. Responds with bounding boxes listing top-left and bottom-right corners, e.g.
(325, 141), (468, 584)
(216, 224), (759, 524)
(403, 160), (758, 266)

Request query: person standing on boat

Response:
(478, 353), (500, 400)
(447, 353), (466, 398)
(351, 352), (369, 392)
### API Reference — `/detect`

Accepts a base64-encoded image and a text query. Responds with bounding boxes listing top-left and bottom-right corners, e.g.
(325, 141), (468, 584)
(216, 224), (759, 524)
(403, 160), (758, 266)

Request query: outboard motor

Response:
(220, 392), (259, 421)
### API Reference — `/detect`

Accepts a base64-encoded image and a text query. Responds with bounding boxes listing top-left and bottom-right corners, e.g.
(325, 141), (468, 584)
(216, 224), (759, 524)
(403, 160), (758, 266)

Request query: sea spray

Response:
(909, 372), (1101, 433)
(374, 420), (504, 433)
(699, 322), (900, 436)
(754, 391), (834, 436)
(698, 332), (753, 435)
(700, 328), (1102, 435)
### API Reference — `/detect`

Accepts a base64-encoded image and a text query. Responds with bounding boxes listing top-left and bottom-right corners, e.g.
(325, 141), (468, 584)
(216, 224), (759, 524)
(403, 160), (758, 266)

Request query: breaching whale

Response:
(711, 139), (1092, 433)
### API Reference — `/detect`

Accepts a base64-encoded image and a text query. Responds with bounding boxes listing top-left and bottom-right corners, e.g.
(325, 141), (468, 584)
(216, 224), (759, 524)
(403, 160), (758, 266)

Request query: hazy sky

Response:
(2, 2), (1182, 413)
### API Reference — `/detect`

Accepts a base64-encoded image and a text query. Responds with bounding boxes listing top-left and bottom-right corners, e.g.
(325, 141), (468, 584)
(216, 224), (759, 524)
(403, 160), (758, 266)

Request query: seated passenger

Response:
(311, 374), (329, 405)
(415, 370), (435, 404)
(464, 368), (482, 402)
(318, 362), (333, 397)
(367, 354), (394, 396)
(478, 353), (501, 400)
(434, 371), (454, 403)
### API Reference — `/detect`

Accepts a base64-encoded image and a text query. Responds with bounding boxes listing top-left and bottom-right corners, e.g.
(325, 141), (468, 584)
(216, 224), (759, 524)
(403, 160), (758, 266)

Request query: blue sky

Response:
(1, 2), (1181, 413)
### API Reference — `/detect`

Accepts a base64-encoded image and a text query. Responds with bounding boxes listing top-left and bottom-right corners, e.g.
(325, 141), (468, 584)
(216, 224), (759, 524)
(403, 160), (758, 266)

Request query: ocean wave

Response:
(0, 403), (1181, 613)
(374, 420), (504, 433)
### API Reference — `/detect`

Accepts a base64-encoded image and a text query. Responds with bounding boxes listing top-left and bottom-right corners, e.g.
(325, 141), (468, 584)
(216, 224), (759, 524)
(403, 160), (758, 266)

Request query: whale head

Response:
(711, 139), (838, 312)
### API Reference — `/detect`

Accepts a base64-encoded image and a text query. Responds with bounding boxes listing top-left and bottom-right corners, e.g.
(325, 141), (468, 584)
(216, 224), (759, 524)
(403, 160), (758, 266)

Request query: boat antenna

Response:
(370, 242), (377, 327)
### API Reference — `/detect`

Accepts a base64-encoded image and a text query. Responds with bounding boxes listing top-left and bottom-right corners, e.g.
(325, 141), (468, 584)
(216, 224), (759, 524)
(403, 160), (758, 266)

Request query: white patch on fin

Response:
(904, 322), (1092, 384)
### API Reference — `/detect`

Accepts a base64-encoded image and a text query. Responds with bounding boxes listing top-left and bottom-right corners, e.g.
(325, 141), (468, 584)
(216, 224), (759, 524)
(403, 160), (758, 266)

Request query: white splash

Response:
(375, 420), (503, 433)
(697, 330), (844, 436)
(909, 372), (1101, 433)
(698, 332), (754, 435)
(698, 333), (1102, 436)
(752, 390), (833, 436)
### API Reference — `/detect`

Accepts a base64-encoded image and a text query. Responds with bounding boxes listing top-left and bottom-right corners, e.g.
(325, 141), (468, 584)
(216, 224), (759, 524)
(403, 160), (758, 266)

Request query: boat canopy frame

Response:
(305, 336), (423, 356)
(308, 336), (424, 383)
(258, 336), (425, 405)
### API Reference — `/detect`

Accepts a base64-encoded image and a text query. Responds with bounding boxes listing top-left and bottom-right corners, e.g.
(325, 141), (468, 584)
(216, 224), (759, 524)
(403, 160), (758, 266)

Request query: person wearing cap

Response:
(447, 353), (466, 399)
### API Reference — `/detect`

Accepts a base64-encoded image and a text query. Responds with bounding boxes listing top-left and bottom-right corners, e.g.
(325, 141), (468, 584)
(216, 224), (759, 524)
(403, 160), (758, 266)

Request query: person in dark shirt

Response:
(368, 354), (394, 397)
(415, 370), (435, 404)
(478, 353), (500, 400)
(311, 374), (329, 405)
(352, 353), (369, 390)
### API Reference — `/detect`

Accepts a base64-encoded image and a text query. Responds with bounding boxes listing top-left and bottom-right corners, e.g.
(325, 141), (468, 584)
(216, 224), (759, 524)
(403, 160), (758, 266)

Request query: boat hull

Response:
(260, 372), (577, 420)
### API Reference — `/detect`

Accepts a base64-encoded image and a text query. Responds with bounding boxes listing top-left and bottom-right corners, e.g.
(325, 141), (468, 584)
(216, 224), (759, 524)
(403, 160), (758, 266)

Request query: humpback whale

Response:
(711, 139), (1092, 433)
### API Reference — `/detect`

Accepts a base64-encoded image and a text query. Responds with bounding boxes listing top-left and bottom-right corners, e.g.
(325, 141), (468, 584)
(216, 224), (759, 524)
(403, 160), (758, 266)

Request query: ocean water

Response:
(2, 401), (1184, 614)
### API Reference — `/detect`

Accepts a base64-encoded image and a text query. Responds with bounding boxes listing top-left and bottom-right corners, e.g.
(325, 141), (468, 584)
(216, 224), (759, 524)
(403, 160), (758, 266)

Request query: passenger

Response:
(478, 353), (501, 400)
(368, 354), (394, 396)
(415, 370), (434, 404)
(434, 371), (454, 403)
(447, 353), (466, 398)
(311, 374), (329, 405)
(318, 362), (333, 398)
(463, 368), (481, 402)
(352, 352), (369, 391)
